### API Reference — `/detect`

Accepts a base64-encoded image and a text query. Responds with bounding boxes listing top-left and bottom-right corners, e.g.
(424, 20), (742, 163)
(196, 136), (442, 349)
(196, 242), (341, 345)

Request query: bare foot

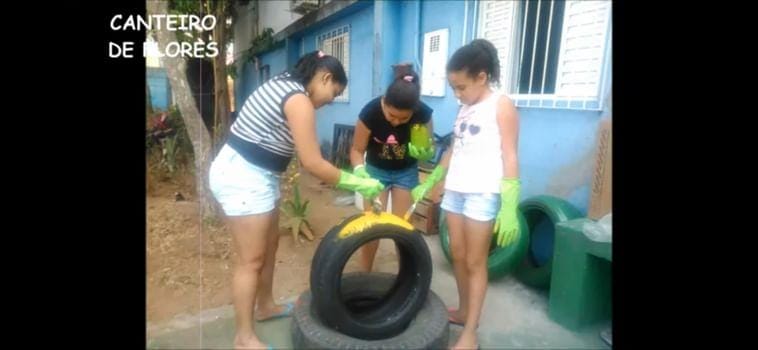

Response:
(451, 330), (479, 350)
(448, 308), (466, 325)
(255, 302), (293, 322)
(234, 334), (270, 350)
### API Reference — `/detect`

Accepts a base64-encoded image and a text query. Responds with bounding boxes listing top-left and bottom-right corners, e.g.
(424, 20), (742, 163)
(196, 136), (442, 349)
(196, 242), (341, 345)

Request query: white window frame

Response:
(317, 25), (350, 102)
(476, 0), (611, 111)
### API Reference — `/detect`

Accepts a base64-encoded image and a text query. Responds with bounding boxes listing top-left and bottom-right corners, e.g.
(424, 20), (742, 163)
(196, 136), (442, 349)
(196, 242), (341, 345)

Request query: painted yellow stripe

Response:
(338, 212), (414, 239)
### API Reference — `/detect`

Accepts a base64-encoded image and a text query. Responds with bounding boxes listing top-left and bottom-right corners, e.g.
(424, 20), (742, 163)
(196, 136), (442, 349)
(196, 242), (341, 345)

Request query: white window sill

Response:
(508, 94), (603, 111)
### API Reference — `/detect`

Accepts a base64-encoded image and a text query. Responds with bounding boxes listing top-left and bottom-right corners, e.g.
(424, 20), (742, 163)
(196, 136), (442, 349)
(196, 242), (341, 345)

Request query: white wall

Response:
(259, 0), (303, 34)
(233, 2), (257, 56)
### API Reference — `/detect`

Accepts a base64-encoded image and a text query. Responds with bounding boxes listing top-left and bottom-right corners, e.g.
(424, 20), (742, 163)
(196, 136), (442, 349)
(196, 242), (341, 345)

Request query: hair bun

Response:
(392, 62), (414, 80)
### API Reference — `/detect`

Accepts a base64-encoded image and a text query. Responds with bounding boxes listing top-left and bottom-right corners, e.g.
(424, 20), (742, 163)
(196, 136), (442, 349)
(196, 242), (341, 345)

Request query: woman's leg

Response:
(227, 210), (277, 349)
(359, 189), (391, 272)
(253, 201), (291, 320)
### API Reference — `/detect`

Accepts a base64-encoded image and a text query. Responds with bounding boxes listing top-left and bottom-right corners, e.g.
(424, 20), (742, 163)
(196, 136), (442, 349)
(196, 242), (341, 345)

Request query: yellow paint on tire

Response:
(338, 212), (414, 239)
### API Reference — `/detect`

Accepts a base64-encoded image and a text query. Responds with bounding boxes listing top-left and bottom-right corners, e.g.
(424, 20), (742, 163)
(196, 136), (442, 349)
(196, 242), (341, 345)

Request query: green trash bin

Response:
(548, 218), (612, 331)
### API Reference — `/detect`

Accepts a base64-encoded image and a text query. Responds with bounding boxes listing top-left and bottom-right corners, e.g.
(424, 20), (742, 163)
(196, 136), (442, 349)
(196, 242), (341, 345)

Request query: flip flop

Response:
(256, 302), (294, 322)
(447, 307), (465, 326)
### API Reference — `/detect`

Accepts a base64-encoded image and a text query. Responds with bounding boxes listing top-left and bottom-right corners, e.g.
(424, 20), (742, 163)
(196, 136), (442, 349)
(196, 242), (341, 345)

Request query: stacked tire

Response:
(291, 214), (449, 349)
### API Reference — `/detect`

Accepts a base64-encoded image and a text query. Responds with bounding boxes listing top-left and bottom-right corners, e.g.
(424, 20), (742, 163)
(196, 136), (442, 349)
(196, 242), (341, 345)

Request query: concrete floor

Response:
(147, 235), (611, 349)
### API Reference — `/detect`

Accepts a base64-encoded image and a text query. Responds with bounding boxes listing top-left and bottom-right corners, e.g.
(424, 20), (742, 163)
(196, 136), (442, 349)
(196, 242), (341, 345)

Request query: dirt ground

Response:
(146, 167), (399, 324)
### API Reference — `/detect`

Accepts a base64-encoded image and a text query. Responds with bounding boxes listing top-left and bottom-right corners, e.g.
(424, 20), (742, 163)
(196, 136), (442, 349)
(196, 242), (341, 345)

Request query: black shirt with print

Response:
(359, 97), (433, 170)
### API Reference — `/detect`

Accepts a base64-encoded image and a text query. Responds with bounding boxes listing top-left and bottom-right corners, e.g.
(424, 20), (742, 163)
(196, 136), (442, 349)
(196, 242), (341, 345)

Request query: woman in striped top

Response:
(209, 50), (384, 350)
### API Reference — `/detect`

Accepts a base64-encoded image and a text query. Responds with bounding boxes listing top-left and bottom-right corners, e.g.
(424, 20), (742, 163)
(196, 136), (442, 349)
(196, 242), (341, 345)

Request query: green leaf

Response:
(289, 218), (302, 238)
(281, 201), (296, 216)
(293, 184), (301, 208)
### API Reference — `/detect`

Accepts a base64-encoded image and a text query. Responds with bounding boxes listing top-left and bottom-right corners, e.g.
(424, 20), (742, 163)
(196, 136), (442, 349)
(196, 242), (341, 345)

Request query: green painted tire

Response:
(513, 195), (583, 289)
(438, 209), (530, 281)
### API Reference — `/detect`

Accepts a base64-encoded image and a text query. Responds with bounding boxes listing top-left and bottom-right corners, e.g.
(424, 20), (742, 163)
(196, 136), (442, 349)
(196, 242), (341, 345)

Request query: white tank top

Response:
(445, 92), (504, 194)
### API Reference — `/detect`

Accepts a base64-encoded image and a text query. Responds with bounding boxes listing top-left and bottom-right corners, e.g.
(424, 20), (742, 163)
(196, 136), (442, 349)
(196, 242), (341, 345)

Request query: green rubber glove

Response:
(493, 178), (521, 247)
(336, 170), (385, 199)
(353, 164), (370, 179)
(408, 143), (435, 162)
(411, 165), (446, 203)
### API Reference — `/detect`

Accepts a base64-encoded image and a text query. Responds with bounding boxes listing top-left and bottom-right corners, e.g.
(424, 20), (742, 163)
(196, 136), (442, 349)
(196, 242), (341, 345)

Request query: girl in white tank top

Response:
(445, 91), (505, 194)
(409, 39), (521, 350)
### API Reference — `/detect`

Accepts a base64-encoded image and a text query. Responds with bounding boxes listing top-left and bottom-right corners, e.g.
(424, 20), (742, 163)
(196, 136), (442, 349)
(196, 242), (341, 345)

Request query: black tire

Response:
(438, 209), (531, 280)
(513, 195), (582, 289)
(310, 214), (433, 340)
(292, 272), (449, 349)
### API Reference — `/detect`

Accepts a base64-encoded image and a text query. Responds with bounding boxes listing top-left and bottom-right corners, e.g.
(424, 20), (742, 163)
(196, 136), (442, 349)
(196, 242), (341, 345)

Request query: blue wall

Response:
(259, 47), (288, 81)
(518, 108), (603, 213)
(417, 0), (468, 137)
(412, 0), (606, 213)
(236, 60), (255, 112)
(297, 4), (375, 148)
(236, 45), (287, 113)
(376, 0), (402, 93)
(236, 0), (612, 215)
(239, 2), (375, 150)
(147, 67), (171, 111)
(397, 1), (420, 66)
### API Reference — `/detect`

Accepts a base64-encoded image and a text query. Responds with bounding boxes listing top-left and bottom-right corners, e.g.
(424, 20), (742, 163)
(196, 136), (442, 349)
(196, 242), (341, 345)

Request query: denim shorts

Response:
(440, 190), (500, 222)
(365, 163), (419, 191)
(208, 144), (281, 216)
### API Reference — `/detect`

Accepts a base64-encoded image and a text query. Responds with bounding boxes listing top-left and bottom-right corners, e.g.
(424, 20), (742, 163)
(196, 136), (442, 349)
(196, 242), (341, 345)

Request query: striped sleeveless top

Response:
(227, 72), (306, 173)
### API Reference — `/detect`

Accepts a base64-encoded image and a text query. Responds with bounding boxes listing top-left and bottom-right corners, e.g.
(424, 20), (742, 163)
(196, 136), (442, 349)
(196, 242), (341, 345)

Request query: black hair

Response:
(384, 63), (420, 110)
(446, 39), (500, 86)
(288, 50), (348, 87)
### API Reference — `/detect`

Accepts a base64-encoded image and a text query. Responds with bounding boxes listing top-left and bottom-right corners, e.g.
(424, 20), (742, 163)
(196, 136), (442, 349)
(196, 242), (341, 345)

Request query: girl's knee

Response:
(465, 255), (487, 272)
(238, 254), (266, 272)
(450, 244), (467, 263)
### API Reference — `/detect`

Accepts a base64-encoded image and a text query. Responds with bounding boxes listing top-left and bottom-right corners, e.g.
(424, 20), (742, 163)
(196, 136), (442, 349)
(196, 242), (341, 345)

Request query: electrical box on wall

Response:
(421, 28), (449, 97)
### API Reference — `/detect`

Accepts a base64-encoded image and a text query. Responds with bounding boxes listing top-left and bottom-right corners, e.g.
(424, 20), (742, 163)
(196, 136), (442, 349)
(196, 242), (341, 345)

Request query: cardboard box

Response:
(410, 198), (440, 235)
(588, 117), (612, 220)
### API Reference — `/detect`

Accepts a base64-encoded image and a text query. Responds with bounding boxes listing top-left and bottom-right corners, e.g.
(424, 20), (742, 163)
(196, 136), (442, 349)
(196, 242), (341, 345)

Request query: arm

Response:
(496, 96), (519, 179)
(284, 93), (341, 184)
(409, 126), (452, 203)
(493, 95), (521, 247)
(350, 120), (371, 168)
(284, 94), (384, 198)
(437, 139), (453, 170)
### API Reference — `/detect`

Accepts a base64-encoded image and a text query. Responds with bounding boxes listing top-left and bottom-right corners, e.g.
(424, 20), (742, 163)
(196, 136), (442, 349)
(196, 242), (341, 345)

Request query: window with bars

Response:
(317, 25), (350, 102)
(478, 0), (611, 110)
